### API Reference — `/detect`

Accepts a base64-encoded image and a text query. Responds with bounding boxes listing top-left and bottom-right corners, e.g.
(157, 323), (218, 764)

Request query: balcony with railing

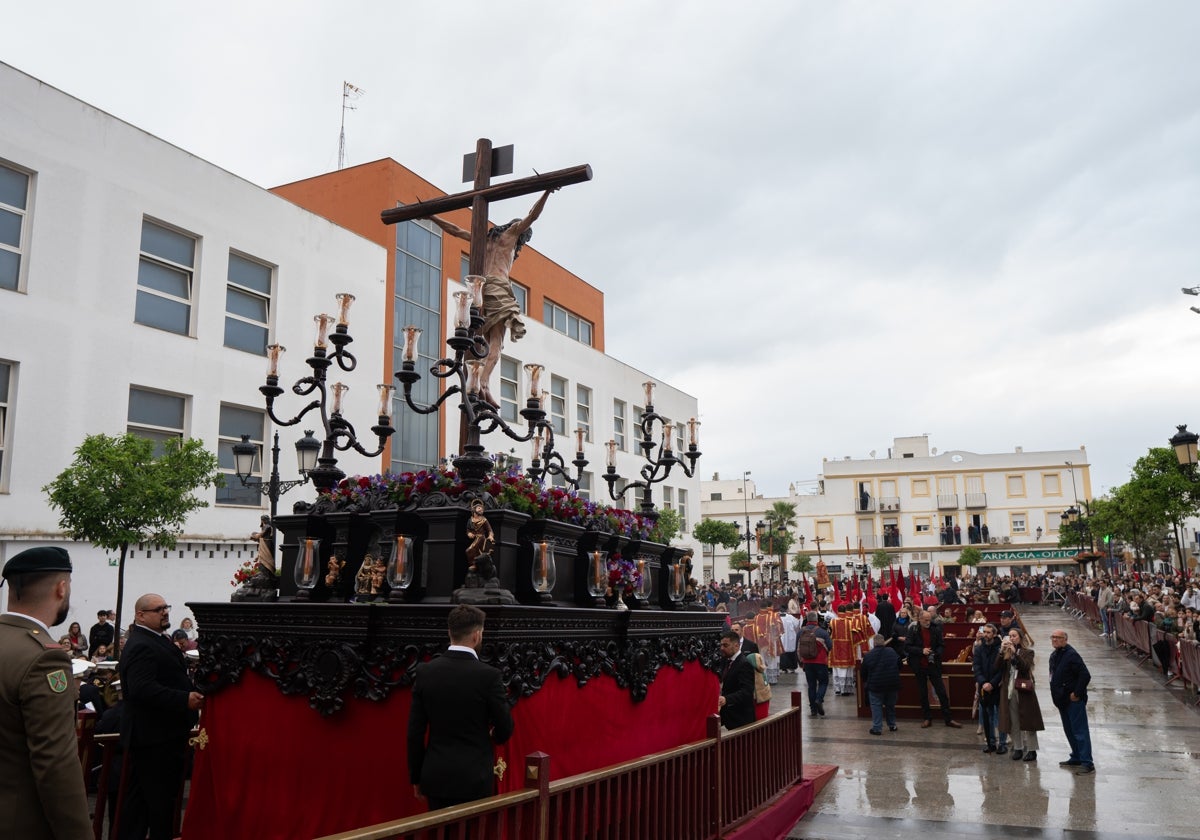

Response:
(855, 493), (876, 513)
(936, 494), (958, 510)
(879, 496), (901, 512)
(882, 528), (902, 548)
(965, 492), (987, 509)
(855, 534), (879, 550)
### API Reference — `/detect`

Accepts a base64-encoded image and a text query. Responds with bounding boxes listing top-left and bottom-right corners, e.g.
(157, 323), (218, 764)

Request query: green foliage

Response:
(729, 549), (757, 571)
(871, 549), (891, 570)
(791, 553), (814, 574)
(693, 518), (742, 550)
(958, 546), (983, 568)
(43, 433), (221, 654)
(649, 507), (682, 544)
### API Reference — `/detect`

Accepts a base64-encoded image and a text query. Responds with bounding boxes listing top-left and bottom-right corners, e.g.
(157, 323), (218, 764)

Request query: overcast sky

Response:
(5, 2), (1199, 499)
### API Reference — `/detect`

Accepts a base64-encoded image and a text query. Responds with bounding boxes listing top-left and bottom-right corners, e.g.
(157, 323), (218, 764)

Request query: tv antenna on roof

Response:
(338, 81), (365, 170)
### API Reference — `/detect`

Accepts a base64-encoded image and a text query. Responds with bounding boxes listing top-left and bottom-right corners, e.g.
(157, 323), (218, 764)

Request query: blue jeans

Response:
(979, 698), (1005, 747)
(1059, 700), (1093, 766)
(804, 662), (829, 710)
(868, 688), (897, 731)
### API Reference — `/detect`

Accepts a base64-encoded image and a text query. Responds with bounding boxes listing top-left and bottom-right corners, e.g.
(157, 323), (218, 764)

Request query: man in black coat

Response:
(860, 635), (901, 735)
(717, 629), (756, 730)
(874, 599), (897, 639)
(972, 624), (1006, 753)
(408, 605), (514, 810)
(88, 609), (115, 657)
(904, 610), (962, 728)
(1048, 629), (1094, 775)
(118, 593), (204, 840)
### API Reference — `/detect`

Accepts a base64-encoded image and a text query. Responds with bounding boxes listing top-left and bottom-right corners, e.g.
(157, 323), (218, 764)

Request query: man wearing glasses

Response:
(118, 594), (204, 840)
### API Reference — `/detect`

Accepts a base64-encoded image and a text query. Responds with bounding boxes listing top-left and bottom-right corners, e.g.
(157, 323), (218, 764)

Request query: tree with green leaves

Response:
(761, 501), (797, 580)
(43, 433), (221, 655)
(649, 507), (681, 544)
(693, 518), (742, 581)
(729, 550), (757, 573)
(958, 546), (983, 577)
(791, 553), (814, 576)
(871, 549), (891, 571)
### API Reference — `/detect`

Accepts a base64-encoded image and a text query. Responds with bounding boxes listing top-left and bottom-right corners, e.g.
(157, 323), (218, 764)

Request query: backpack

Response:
(797, 626), (819, 660)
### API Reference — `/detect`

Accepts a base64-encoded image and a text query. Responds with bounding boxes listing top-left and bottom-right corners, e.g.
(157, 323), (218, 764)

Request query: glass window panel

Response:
(226, 286), (268, 321)
(141, 221), (194, 267)
(228, 254), (272, 294)
(553, 307), (567, 332)
(224, 318), (269, 355)
(217, 480), (262, 506)
(543, 301), (553, 323)
(0, 166), (28, 209)
(219, 405), (264, 439)
(460, 255), (470, 282)
(135, 291), (190, 334)
(0, 208), (20, 247)
(0, 249), (17, 291)
(126, 426), (179, 454)
(0, 362), (9, 397)
(128, 388), (185, 429)
(511, 283), (527, 314)
(138, 259), (190, 298)
(580, 321), (592, 346)
(567, 315), (579, 341)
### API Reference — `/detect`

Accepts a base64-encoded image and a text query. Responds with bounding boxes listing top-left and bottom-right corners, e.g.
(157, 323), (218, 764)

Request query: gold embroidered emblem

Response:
(47, 669), (68, 693)
(188, 728), (209, 751)
(493, 756), (507, 781)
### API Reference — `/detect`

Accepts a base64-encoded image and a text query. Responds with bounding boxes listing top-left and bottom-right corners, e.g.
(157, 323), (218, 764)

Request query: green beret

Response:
(2, 546), (73, 578)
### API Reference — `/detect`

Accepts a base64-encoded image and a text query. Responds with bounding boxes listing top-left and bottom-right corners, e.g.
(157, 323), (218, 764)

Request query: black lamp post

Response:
(1170, 424), (1199, 467)
(233, 430), (321, 523)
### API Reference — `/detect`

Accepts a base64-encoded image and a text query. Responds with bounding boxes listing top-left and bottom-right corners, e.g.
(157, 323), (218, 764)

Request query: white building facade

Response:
(701, 435), (1093, 584)
(0, 62), (386, 627)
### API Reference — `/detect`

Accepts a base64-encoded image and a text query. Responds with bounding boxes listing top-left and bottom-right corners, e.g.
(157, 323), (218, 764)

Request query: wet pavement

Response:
(774, 605), (1200, 839)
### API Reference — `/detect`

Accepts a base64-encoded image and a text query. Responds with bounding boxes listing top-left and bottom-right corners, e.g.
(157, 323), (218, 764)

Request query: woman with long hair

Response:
(999, 627), (1045, 761)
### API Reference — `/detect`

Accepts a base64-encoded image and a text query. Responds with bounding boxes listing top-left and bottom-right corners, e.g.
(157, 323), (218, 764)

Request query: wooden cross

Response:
(380, 138), (591, 278)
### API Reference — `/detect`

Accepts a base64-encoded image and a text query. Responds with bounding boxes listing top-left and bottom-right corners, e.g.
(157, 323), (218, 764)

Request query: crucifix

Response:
(380, 138), (591, 455)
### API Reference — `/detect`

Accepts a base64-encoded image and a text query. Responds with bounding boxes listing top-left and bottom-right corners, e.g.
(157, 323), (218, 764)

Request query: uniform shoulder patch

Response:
(47, 669), (69, 693)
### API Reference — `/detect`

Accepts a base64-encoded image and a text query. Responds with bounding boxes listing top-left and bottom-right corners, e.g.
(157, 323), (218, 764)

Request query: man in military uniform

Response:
(0, 545), (92, 839)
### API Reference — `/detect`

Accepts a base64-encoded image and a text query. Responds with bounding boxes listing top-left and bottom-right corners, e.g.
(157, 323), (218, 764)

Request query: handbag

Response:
(1014, 676), (1034, 694)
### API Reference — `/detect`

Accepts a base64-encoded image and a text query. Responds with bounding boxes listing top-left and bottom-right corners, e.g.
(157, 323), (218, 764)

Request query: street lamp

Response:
(233, 430), (321, 523)
(1170, 424), (1198, 467)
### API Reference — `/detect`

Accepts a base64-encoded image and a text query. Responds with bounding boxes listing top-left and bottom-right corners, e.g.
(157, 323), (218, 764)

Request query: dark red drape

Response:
(183, 661), (718, 840)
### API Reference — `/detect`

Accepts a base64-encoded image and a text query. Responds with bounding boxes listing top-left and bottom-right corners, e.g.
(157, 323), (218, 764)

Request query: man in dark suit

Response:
(732, 620), (759, 655)
(408, 604), (514, 810)
(718, 629), (756, 730)
(904, 610), (962, 728)
(118, 593), (204, 840)
(88, 608), (115, 658)
(0, 546), (92, 840)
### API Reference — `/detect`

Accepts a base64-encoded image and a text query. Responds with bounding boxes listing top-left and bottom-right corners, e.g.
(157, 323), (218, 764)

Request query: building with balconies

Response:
(700, 435), (1093, 583)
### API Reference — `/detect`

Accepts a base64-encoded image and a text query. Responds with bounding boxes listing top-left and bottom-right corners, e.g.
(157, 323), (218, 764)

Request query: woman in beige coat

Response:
(999, 627), (1045, 762)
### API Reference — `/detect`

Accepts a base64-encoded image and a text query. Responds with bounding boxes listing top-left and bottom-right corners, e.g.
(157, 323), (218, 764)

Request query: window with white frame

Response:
(576, 385), (592, 442)
(136, 220), (196, 335)
(1006, 474), (1026, 497)
(0, 360), (12, 483)
(542, 299), (593, 346)
(662, 486), (673, 510)
(127, 387), (186, 454)
(613, 399), (626, 451)
(578, 470), (592, 501)
(216, 404), (266, 506)
(1042, 472), (1062, 496)
(549, 375), (567, 436)
(500, 357), (519, 423)
(1010, 512), (1027, 534)
(224, 252), (273, 355)
(675, 422), (685, 456)
(0, 162), (31, 292)
(678, 488), (689, 532)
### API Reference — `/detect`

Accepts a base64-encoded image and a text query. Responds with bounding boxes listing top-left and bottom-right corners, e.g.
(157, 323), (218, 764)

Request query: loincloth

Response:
(482, 275), (526, 343)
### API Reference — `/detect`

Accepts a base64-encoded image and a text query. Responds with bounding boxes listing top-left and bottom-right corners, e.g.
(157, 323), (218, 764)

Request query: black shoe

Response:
(945, 720), (963, 728)
(1075, 765), (1095, 776)
(889, 725), (898, 732)
(870, 729), (882, 736)
(996, 746), (1008, 756)
(1023, 751), (1037, 762)
(817, 703), (825, 716)
(1059, 759), (1082, 767)
(983, 745), (996, 754)
(1010, 750), (1024, 761)
(810, 710), (819, 718)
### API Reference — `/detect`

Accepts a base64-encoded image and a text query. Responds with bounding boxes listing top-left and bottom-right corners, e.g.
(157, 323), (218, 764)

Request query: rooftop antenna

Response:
(338, 81), (365, 170)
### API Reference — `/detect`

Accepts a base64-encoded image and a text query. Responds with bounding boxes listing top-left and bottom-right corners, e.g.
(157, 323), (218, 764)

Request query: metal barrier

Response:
(317, 693), (806, 840)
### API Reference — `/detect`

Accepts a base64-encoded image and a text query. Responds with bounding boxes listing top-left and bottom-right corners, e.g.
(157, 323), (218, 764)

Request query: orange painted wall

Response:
(270, 158), (606, 466)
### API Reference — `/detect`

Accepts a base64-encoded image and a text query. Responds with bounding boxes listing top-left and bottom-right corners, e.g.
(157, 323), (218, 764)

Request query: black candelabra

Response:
(602, 381), (702, 522)
(395, 278), (581, 493)
(258, 293), (396, 494)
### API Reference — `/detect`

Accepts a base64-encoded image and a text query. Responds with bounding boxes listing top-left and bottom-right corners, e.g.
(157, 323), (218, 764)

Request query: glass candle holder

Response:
(334, 292), (355, 327)
(465, 275), (486, 309)
(386, 535), (414, 590)
(401, 326), (422, 364)
(266, 344), (286, 378)
(295, 538), (321, 590)
(532, 540), (556, 594)
(587, 550), (608, 598)
(313, 314), (336, 349)
(452, 292), (471, 330)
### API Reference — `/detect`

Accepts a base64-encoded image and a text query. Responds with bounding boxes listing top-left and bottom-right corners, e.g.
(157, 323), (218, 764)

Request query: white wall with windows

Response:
(0, 62), (385, 624)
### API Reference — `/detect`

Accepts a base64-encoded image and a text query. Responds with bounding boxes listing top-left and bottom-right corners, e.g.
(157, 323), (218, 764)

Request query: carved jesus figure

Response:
(430, 190), (555, 406)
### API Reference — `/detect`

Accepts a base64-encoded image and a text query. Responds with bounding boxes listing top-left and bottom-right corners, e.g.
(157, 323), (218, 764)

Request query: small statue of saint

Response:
(464, 500), (497, 586)
(325, 555), (346, 588)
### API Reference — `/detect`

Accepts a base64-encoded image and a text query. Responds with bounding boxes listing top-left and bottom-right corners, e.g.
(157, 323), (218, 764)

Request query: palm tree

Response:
(762, 501), (797, 583)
